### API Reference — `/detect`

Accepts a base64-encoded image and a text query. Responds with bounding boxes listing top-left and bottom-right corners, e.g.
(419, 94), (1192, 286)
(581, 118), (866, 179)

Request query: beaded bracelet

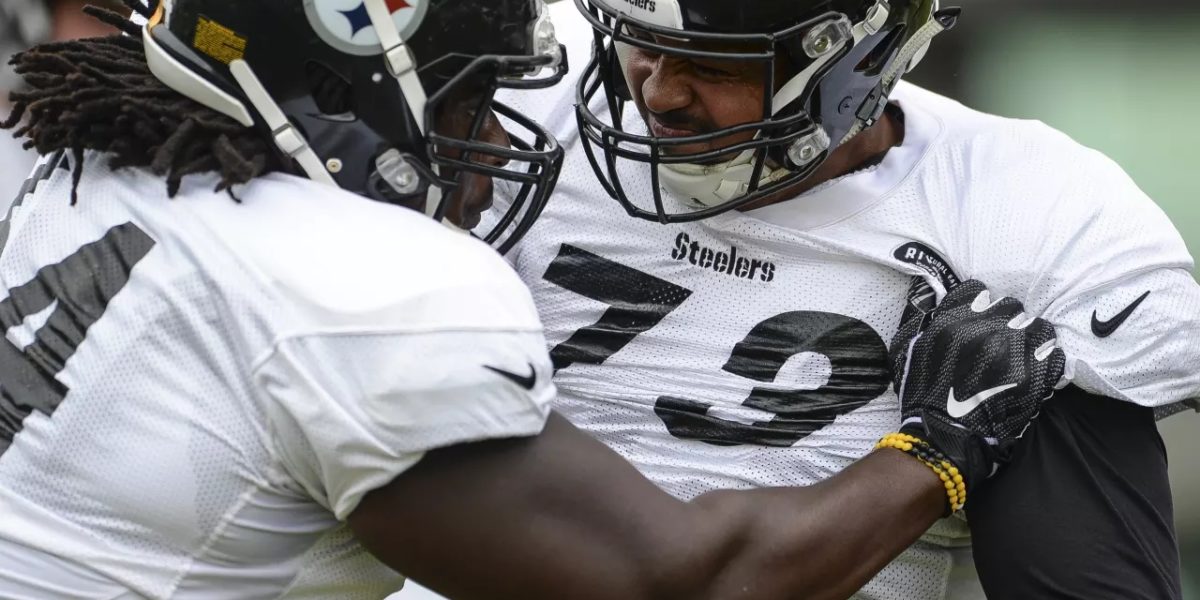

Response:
(875, 432), (967, 514)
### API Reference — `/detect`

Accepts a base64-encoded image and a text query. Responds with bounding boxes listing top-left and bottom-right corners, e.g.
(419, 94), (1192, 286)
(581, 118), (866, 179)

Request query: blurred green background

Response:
(907, 0), (1199, 595)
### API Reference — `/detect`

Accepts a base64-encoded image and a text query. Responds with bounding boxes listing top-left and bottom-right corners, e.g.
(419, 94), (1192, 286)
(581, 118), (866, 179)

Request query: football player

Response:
(0, 1), (1061, 599)
(492, 0), (1200, 598)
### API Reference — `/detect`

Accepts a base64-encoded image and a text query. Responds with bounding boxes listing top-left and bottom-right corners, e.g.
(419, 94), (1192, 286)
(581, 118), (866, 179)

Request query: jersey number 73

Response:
(543, 244), (890, 448)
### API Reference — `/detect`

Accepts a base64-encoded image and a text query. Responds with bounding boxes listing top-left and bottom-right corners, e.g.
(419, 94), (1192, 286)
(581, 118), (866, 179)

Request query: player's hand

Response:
(889, 279), (1066, 501)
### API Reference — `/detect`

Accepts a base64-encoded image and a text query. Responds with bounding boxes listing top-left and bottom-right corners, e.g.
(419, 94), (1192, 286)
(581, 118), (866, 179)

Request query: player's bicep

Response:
(347, 412), (696, 600)
(1047, 267), (1200, 406)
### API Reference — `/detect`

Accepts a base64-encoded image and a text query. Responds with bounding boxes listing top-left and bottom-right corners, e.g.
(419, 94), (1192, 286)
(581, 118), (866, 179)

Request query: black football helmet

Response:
(142, 0), (567, 253)
(575, 0), (959, 223)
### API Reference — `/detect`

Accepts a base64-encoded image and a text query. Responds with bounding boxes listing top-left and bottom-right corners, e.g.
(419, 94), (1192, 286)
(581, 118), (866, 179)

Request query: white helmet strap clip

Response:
(363, 0), (428, 136)
(227, 59), (338, 187)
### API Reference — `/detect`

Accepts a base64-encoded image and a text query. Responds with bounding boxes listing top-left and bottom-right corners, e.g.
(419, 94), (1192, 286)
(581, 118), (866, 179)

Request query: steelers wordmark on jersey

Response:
(492, 6), (1200, 599)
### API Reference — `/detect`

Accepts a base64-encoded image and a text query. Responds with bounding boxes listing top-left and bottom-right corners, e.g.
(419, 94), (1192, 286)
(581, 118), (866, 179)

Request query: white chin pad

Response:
(657, 150), (788, 208)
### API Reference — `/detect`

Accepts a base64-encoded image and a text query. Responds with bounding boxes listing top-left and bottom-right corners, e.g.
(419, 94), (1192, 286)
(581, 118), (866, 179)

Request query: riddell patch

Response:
(193, 16), (246, 64)
(893, 242), (960, 290)
(304, 0), (429, 57)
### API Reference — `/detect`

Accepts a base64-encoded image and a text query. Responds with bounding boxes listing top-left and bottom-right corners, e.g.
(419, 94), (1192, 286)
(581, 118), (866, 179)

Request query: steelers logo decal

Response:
(304, 0), (429, 56)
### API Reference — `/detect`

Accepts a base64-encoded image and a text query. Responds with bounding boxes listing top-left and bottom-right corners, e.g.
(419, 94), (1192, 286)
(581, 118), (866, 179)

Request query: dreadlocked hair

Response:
(0, 1), (286, 204)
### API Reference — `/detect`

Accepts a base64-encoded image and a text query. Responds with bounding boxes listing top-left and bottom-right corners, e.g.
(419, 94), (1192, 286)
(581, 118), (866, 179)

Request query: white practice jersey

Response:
(493, 5), (1200, 599)
(0, 154), (555, 599)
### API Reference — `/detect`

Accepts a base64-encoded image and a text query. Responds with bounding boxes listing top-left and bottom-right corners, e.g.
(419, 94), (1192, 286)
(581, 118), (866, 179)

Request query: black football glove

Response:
(890, 278), (1067, 498)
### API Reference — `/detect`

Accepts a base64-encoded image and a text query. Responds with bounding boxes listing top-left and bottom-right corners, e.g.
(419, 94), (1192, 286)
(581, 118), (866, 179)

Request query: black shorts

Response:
(969, 386), (1182, 599)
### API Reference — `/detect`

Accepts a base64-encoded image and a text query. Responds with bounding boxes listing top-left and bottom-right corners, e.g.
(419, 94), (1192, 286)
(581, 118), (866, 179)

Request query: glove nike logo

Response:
(1091, 291), (1151, 338)
(947, 384), (1018, 418)
(485, 363), (538, 391)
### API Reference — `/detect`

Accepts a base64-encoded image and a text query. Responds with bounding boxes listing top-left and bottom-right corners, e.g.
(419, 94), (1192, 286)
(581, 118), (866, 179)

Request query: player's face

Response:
(622, 28), (782, 161)
(432, 92), (512, 230)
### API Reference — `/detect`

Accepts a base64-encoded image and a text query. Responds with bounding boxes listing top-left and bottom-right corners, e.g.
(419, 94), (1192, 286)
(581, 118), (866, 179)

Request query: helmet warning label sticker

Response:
(193, 16), (247, 65)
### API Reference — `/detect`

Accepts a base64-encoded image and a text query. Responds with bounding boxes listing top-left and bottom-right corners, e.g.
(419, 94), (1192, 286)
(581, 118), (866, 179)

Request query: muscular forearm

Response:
(674, 449), (944, 600)
(352, 414), (943, 600)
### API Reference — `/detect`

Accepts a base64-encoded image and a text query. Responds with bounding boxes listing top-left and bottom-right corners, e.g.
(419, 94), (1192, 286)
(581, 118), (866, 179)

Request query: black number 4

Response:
(544, 244), (889, 448)
(0, 223), (155, 456)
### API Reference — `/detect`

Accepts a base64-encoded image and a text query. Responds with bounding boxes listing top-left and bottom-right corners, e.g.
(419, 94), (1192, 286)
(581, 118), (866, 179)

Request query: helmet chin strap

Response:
(839, 11), (951, 144)
(147, 0), (456, 229)
(362, 0), (427, 136)
(228, 60), (338, 187)
(362, 0), (458, 233)
(141, 3), (335, 187)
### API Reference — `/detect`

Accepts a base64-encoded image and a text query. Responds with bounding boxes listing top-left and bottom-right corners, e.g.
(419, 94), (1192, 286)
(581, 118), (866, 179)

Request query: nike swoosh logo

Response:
(947, 384), (1018, 418)
(485, 363), (538, 391)
(1091, 291), (1151, 338)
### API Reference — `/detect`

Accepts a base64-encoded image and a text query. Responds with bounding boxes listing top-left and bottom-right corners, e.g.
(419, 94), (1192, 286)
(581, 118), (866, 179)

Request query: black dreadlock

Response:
(0, 0), (286, 204)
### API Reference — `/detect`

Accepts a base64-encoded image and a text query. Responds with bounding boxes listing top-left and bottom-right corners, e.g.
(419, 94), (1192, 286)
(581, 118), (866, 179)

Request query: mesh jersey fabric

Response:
(0, 155), (555, 599)
(489, 5), (1200, 599)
